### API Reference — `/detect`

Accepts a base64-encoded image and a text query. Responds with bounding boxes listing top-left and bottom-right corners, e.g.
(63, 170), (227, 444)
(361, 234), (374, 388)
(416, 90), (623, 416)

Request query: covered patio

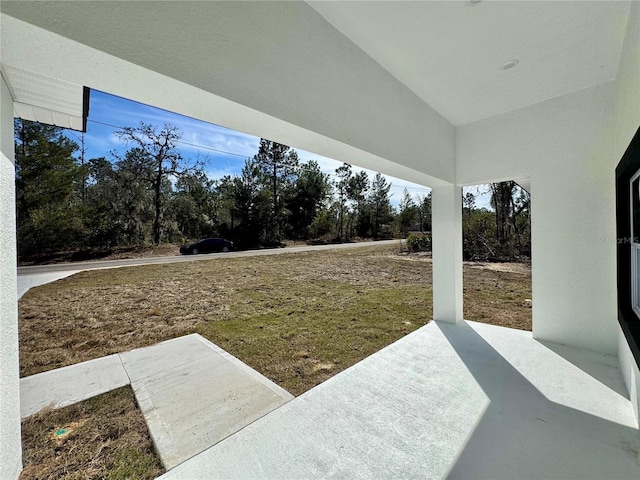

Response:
(161, 320), (639, 479)
(1, 2), (639, 478)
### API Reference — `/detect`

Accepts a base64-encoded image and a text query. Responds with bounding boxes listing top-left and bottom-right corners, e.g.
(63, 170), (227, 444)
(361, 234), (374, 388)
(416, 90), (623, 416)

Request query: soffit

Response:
(2, 64), (86, 131)
(308, 1), (631, 126)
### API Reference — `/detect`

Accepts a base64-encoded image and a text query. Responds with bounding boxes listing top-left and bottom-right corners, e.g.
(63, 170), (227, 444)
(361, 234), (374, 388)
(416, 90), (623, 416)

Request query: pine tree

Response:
(370, 173), (393, 238)
(253, 139), (299, 244)
(14, 119), (85, 254)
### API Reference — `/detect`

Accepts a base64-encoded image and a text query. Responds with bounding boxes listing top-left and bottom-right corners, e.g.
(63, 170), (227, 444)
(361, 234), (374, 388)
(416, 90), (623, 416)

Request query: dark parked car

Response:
(180, 238), (234, 255)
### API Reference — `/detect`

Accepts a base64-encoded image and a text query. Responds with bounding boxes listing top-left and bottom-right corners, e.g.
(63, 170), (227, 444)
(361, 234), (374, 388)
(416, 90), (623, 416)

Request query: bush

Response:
(406, 233), (431, 252)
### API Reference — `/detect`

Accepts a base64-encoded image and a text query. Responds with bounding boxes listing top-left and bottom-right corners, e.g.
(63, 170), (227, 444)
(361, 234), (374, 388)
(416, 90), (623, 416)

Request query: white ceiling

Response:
(0, 1), (632, 140)
(308, 1), (631, 126)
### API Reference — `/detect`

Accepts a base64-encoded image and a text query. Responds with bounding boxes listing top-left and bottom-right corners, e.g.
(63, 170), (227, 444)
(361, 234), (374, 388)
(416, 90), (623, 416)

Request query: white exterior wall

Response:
(457, 82), (618, 355)
(432, 185), (463, 324)
(614, 0), (640, 425)
(0, 76), (21, 479)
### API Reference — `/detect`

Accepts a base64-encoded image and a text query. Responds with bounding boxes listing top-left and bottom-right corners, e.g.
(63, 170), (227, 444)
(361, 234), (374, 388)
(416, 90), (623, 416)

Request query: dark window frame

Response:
(616, 125), (640, 367)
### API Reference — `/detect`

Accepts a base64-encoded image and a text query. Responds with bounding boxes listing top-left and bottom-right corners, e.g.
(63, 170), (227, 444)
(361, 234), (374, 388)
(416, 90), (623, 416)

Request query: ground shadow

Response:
(435, 321), (640, 479)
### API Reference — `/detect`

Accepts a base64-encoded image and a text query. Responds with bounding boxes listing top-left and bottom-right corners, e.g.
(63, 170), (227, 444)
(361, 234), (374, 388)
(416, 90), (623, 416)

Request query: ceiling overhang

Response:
(0, 3), (457, 186)
(0, 1), (632, 187)
(308, 1), (631, 126)
(1, 64), (89, 132)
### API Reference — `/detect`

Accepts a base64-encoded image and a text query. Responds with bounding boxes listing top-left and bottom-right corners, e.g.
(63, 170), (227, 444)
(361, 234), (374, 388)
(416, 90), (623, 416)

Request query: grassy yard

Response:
(20, 387), (164, 480)
(18, 244), (531, 478)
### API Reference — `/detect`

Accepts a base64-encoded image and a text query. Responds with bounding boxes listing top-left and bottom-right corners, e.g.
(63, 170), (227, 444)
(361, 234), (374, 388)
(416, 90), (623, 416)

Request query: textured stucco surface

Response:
(0, 76), (21, 479)
(432, 185), (463, 323)
(457, 83), (619, 355)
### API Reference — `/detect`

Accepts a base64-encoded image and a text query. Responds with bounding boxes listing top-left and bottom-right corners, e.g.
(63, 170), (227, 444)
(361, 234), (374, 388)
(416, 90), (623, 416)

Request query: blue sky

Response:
(68, 89), (491, 209)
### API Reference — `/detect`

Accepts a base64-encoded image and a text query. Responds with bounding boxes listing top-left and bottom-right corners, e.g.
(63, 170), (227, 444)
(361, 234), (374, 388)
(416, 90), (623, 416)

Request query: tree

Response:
(370, 173), (393, 238)
(213, 159), (271, 248)
(489, 181), (530, 257)
(309, 209), (334, 239)
(460, 183), (531, 261)
(347, 170), (369, 237)
(511, 186), (531, 251)
(416, 192), (432, 233)
(112, 149), (157, 245)
(462, 188), (495, 260)
(396, 188), (417, 235)
(490, 181), (516, 248)
(233, 159), (271, 247)
(285, 160), (331, 239)
(14, 119), (86, 254)
(84, 157), (127, 247)
(253, 138), (299, 243)
(334, 163), (353, 240)
(214, 175), (239, 236)
(114, 123), (201, 244)
(171, 171), (216, 240)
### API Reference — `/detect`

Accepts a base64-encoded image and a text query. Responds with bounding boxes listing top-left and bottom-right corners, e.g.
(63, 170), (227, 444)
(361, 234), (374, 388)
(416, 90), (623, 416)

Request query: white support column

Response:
(432, 184), (463, 324)
(0, 75), (22, 479)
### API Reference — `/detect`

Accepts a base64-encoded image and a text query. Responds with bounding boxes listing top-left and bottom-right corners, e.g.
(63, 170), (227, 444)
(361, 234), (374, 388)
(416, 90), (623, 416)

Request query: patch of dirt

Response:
(465, 261), (531, 275)
(20, 387), (163, 480)
(286, 248), (432, 287)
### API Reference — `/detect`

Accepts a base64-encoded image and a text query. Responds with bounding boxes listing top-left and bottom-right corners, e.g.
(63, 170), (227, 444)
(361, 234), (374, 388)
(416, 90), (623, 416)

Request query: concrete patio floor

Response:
(160, 320), (640, 480)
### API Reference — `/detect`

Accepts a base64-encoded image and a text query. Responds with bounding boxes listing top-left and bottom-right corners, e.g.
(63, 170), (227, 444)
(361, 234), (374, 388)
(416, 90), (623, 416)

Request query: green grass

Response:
(198, 280), (429, 393)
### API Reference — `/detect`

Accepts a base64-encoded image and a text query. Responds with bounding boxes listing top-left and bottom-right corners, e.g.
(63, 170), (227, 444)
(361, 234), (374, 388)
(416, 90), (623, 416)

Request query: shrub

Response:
(406, 233), (431, 252)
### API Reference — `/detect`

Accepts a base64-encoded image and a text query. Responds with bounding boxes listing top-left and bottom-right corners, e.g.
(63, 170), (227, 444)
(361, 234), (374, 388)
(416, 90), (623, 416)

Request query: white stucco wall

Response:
(0, 76), (21, 479)
(0, 5), (455, 187)
(432, 185), (463, 324)
(457, 82), (618, 355)
(614, 0), (640, 425)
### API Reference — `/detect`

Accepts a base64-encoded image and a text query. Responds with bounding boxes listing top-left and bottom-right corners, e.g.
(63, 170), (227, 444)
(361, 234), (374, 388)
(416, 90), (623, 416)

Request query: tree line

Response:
(14, 119), (530, 261)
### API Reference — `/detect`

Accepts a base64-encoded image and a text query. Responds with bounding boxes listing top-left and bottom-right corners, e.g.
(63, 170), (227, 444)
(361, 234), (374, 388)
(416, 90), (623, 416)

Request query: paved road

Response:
(17, 240), (402, 275)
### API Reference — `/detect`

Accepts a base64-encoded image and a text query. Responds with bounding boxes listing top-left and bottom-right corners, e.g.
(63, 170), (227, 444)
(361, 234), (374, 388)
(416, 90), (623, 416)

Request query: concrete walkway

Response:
(20, 334), (293, 470)
(121, 335), (293, 469)
(160, 321), (640, 480)
(17, 270), (80, 299)
(20, 354), (129, 418)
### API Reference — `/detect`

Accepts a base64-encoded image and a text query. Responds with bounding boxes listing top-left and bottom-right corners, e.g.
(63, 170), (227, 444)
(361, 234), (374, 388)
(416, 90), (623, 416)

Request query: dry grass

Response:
(19, 244), (531, 393)
(463, 261), (532, 330)
(20, 386), (164, 480)
(18, 244), (531, 478)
